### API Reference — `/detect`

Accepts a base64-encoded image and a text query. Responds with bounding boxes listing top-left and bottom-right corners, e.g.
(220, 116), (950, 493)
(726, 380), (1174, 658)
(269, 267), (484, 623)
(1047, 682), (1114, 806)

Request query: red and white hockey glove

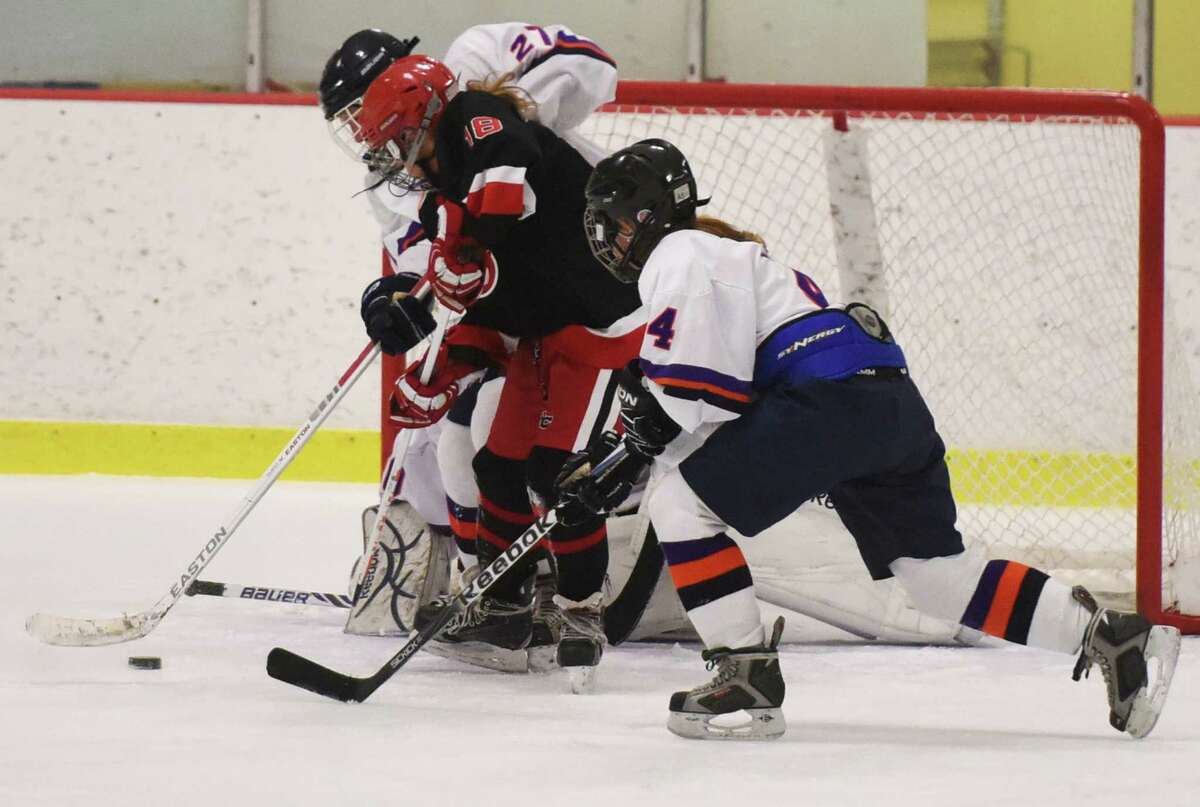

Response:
(427, 201), (498, 313)
(389, 344), (484, 429)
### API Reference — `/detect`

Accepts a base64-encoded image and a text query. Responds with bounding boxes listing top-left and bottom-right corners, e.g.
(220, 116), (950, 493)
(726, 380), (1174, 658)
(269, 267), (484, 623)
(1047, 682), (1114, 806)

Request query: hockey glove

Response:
(616, 364), (682, 459)
(554, 431), (648, 527)
(360, 273), (436, 356)
(389, 343), (484, 429)
(427, 201), (498, 313)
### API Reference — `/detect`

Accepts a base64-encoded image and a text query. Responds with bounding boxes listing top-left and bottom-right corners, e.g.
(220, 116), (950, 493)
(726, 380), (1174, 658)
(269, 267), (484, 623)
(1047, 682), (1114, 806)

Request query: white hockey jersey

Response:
(636, 229), (905, 435)
(366, 22), (618, 273)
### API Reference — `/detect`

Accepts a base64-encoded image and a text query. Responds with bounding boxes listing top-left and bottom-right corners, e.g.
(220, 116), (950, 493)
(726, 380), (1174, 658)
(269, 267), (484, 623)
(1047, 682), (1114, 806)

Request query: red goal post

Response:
(379, 81), (1200, 634)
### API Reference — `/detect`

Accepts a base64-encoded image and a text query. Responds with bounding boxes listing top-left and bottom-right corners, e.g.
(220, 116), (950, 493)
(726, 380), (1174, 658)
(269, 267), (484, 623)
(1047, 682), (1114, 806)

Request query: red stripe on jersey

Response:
(654, 376), (753, 403)
(556, 39), (615, 65)
(445, 324), (509, 367)
(465, 181), (525, 218)
(540, 324), (645, 369)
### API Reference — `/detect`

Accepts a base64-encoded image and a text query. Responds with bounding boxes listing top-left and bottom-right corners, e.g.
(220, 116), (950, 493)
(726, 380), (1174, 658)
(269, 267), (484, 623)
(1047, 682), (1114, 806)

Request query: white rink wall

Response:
(1, 97), (1199, 430)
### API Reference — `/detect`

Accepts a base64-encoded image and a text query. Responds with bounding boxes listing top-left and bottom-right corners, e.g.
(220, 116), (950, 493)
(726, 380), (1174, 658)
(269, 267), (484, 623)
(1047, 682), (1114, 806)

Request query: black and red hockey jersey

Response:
(418, 90), (642, 341)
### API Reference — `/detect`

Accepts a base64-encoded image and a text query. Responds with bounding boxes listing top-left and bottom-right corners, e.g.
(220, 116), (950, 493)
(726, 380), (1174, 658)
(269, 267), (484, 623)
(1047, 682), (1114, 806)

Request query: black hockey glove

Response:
(616, 364), (682, 459)
(360, 272), (436, 356)
(554, 431), (648, 527)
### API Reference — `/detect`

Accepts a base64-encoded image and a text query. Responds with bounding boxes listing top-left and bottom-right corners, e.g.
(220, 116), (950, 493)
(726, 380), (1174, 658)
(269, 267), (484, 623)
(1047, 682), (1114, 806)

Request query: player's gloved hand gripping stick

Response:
(347, 297), (455, 625)
(266, 443), (633, 703)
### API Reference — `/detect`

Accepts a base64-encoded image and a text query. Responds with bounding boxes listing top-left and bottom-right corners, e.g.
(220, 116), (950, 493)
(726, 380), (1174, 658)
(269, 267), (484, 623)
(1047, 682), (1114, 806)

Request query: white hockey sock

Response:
(1023, 576), (1091, 654)
(686, 588), (766, 650)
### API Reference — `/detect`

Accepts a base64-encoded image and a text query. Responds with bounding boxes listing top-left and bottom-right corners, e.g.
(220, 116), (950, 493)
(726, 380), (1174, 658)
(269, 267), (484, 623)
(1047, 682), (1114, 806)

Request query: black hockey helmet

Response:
(318, 29), (420, 119)
(584, 139), (705, 283)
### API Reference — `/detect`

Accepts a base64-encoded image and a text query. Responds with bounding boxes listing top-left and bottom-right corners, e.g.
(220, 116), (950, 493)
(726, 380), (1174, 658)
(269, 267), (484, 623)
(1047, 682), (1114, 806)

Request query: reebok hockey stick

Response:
(347, 301), (454, 623)
(604, 524), (664, 646)
(267, 444), (631, 703)
(25, 339), (385, 646)
(187, 580), (354, 609)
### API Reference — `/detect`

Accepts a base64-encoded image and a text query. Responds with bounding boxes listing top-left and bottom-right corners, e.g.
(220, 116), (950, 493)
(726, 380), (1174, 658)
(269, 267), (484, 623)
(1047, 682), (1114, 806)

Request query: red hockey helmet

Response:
(333, 55), (457, 182)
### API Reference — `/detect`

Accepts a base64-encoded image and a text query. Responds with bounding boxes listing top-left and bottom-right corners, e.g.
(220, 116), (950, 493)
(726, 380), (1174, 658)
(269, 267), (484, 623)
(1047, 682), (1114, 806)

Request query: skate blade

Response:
(1125, 625), (1182, 739)
(424, 640), (528, 674)
(667, 708), (786, 741)
(527, 644), (559, 673)
(567, 664), (599, 694)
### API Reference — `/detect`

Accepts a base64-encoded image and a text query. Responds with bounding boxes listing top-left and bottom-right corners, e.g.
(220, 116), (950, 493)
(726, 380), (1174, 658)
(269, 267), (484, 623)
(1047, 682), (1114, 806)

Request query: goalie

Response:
(558, 139), (1182, 739)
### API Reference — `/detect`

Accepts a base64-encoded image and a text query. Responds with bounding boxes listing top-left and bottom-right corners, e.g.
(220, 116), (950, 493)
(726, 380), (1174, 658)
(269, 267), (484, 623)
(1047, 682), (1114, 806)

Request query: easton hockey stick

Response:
(187, 580), (354, 609)
(27, 280), (440, 647)
(25, 340), (385, 646)
(267, 444), (632, 703)
(346, 301), (454, 625)
(25, 341), (381, 646)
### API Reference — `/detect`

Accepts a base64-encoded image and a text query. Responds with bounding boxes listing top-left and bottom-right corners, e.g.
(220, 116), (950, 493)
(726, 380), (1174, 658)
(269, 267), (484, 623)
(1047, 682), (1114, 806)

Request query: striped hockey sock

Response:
(446, 496), (478, 568)
(661, 533), (764, 649)
(960, 559), (1091, 653)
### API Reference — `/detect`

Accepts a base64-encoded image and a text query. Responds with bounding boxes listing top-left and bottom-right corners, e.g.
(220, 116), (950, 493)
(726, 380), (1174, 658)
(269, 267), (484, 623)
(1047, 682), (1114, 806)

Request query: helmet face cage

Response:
(584, 139), (700, 284)
(341, 57), (456, 188)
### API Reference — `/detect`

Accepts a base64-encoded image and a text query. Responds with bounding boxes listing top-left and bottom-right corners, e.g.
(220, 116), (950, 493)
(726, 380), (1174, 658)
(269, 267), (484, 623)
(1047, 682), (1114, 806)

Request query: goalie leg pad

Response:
(345, 502), (451, 636)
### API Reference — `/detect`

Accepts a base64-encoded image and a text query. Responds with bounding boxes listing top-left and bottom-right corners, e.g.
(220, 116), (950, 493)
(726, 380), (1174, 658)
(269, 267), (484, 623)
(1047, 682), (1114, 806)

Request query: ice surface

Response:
(3, 475), (1198, 806)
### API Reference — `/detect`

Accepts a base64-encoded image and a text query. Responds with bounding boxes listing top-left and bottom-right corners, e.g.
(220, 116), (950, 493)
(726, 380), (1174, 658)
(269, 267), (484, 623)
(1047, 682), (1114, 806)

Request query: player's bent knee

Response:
(647, 471), (728, 544)
(889, 545), (988, 622)
(437, 421), (478, 505)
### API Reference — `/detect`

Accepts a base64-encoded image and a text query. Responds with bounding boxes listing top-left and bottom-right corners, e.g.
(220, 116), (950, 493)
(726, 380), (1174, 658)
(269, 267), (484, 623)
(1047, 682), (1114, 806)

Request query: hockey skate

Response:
(668, 617), (786, 741)
(1071, 588), (1181, 739)
(419, 583), (534, 674)
(527, 572), (564, 673)
(554, 592), (607, 694)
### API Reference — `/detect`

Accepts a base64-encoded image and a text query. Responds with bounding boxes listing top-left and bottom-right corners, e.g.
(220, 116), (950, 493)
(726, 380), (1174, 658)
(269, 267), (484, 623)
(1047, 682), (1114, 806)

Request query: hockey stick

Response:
(267, 444), (631, 703)
(24, 331), (403, 645)
(187, 580), (354, 609)
(346, 301), (454, 622)
(604, 523), (664, 646)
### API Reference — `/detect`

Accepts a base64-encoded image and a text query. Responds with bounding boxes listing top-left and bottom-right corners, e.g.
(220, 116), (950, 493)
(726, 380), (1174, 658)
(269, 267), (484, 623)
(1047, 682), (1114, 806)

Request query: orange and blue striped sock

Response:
(661, 533), (754, 611)
(960, 559), (1050, 644)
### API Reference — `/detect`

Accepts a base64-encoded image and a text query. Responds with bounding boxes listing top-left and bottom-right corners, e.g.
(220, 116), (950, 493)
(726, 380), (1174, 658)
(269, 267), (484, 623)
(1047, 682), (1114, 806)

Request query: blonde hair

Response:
(465, 72), (538, 121)
(690, 215), (766, 246)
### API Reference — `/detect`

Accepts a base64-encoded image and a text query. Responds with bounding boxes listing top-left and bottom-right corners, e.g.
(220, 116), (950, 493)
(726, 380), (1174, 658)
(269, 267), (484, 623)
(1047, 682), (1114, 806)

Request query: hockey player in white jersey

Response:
(558, 139), (1182, 739)
(316, 25), (618, 659)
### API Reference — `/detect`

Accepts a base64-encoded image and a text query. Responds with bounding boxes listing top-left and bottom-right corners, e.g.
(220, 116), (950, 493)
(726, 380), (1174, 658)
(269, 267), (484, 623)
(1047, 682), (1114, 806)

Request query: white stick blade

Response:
(25, 611), (158, 646)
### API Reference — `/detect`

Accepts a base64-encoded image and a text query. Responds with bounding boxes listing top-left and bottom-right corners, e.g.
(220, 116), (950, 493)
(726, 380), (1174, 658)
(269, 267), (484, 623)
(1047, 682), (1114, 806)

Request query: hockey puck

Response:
(128, 656), (162, 670)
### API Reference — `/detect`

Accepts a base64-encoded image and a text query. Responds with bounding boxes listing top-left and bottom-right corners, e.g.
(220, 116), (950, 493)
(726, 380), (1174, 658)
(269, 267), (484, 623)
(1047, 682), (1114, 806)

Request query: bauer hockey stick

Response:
(267, 444), (632, 703)
(24, 340), (384, 646)
(346, 300), (454, 623)
(187, 580), (354, 609)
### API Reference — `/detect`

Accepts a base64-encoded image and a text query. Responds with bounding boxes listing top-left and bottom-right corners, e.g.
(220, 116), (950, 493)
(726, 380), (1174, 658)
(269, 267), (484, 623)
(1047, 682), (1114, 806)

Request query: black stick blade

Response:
(267, 647), (367, 703)
(605, 527), (664, 646)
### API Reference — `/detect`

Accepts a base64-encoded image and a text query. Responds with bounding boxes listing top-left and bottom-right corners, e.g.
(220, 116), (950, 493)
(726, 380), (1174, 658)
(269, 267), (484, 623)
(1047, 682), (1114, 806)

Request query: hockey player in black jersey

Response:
(347, 54), (646, 686)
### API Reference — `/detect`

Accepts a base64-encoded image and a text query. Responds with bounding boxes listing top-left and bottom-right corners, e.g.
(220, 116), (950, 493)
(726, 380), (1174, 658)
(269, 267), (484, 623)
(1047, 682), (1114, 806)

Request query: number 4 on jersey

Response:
(648, 307), (678, 349)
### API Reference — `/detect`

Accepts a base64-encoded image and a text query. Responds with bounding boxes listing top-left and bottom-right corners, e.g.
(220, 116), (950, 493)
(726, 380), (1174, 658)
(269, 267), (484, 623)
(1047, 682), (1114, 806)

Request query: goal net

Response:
(578, 82), (1200, 634)
(380, 82), (1200, 637)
